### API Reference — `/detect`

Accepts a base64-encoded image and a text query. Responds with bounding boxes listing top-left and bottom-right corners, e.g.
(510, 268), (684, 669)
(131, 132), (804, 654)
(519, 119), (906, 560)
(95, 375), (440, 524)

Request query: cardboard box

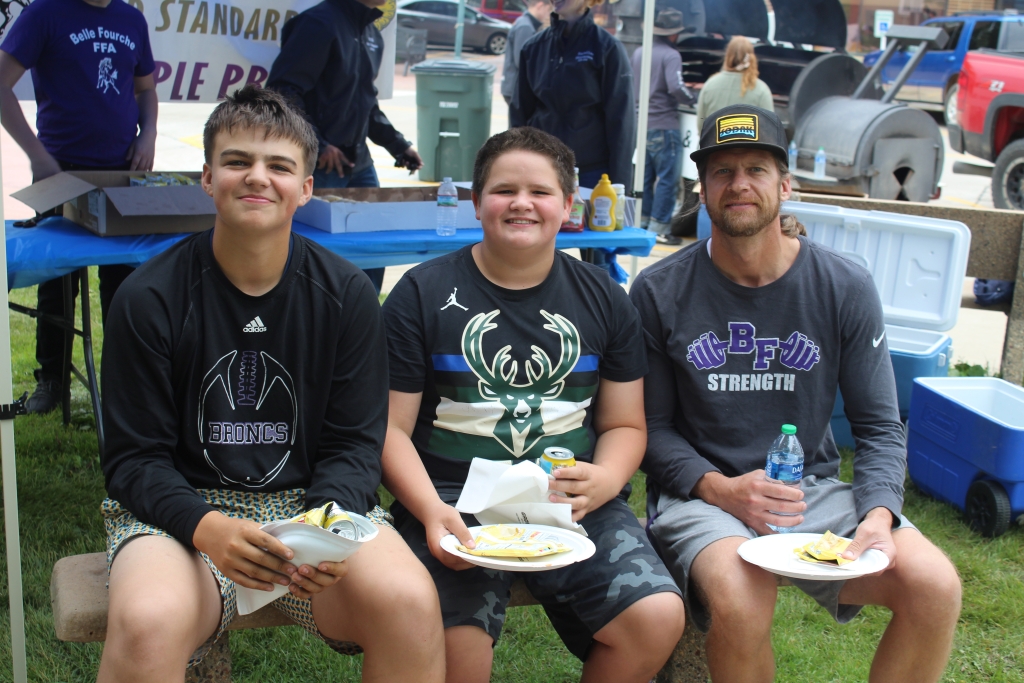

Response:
(12, 171), (216, 237)
(295, 186), (480, 234)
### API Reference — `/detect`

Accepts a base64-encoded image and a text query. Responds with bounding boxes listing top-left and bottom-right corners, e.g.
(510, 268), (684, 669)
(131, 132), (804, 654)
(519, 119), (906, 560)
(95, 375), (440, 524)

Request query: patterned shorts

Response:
(102, 489), (394, 669)
(394, 493), (682, 661)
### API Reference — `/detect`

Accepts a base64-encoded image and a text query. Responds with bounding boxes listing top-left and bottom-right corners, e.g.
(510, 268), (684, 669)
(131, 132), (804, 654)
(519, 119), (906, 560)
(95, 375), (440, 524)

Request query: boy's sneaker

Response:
(656, 234), (683, 246)
(26, 378), (61, 414)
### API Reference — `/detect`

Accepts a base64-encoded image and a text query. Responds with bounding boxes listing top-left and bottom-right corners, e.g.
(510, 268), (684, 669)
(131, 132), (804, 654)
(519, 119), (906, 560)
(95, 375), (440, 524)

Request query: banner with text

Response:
(5, 0), (396, 102)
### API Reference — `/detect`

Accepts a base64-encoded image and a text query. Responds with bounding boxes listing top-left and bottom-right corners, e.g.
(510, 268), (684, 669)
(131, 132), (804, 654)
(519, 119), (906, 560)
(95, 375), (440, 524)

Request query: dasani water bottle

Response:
(436, 177), (458, 237)
(813, 147), (827, 179)
(765, 423), (804, 533)
(788, 141), (798, 173)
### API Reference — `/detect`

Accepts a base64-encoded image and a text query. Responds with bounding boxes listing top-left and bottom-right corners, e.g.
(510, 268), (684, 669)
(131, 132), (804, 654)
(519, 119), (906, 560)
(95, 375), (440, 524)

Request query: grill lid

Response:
(770, 0), (847, 49)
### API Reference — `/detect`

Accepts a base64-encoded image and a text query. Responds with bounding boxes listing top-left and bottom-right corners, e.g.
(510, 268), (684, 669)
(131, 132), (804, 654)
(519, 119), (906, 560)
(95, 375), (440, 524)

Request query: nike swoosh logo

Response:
(872, 332), (886, 348)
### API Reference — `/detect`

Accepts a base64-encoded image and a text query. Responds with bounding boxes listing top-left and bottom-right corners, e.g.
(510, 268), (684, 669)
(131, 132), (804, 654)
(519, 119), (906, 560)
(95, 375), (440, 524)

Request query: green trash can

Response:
(411, 59), (496, 182)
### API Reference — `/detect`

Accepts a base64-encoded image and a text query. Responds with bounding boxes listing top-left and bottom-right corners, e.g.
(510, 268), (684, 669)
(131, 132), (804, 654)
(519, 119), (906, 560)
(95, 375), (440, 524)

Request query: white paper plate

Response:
(440, 525), (596, 572)
(737, 533), (889, 581)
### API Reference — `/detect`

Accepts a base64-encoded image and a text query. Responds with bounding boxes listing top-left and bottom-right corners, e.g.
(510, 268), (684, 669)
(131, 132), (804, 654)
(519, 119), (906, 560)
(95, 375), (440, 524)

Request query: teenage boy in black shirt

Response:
(98, 86), (444, 682)
(381, 127), (685, 683)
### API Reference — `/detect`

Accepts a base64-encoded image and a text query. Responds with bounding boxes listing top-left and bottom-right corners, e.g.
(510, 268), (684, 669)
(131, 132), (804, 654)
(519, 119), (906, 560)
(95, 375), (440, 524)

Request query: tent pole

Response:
(0, 142), (28, 682)
(632, 0), (656, 223)
(454, 0), (467, 58)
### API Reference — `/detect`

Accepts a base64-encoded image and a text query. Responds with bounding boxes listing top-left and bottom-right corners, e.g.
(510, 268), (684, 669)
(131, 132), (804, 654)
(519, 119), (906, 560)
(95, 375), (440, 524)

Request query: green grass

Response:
(2, 268), (1023, 681)
(949, 361), (998, 378)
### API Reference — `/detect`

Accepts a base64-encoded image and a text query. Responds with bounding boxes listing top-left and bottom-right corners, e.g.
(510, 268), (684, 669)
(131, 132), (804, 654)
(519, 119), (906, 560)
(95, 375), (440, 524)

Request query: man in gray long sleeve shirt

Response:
(630, 104), (961, 682)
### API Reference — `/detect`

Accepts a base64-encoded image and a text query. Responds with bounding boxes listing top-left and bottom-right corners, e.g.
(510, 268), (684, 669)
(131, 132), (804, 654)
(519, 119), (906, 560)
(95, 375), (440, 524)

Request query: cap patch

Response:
(716, 115), (758, 144)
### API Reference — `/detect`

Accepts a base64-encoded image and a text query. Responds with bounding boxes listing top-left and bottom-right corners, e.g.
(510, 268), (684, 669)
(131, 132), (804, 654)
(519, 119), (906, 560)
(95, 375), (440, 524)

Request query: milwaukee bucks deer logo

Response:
(462, 309), (580, 457)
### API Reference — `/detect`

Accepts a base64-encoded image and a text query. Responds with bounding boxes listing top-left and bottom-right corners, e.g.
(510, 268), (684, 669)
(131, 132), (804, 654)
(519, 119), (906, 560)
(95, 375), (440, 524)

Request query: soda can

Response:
(325, 505), (364, 540)
(291, 502), (364, 540)
(327, 515), (361, 540)
(540, 447), (576, 474)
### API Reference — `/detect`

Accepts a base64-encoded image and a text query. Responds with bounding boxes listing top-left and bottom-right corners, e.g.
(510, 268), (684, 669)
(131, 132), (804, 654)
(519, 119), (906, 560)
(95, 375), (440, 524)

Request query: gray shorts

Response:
(649, 476), (915, 632)
(394, 493), (682, 660)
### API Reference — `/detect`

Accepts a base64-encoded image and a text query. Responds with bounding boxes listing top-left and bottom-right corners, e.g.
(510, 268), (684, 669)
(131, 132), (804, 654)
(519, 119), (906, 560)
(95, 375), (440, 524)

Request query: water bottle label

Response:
(766, 461), (803, 482)
(437, 196), (458, 208)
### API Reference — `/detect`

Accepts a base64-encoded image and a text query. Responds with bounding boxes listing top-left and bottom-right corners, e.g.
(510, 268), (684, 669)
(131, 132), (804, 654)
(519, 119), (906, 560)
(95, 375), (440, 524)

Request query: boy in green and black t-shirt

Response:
(381, 127), (684, 683)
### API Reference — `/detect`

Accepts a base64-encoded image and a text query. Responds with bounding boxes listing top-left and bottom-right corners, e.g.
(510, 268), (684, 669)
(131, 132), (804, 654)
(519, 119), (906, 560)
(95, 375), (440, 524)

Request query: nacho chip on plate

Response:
(457, 524), (573, 558)
(793, 530), (854, 566)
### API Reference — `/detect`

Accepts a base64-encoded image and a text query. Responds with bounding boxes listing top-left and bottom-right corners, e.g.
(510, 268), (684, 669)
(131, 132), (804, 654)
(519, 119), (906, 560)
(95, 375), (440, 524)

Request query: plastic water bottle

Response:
(813, 147), (827, 179)
(765, 424), (804, 533)
(788, 141), (798, 173)
(436, 177), (458, 237)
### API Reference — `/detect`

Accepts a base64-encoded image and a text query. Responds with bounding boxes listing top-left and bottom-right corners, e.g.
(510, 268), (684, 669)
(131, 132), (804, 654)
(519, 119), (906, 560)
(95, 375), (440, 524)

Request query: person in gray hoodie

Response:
(501, 0), (551, 126)
(631, 8), (694, 240)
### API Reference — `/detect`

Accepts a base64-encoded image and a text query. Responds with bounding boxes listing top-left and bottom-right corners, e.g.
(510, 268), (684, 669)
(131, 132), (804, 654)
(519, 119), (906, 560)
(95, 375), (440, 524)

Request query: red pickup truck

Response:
(948, 49), (1024, 209)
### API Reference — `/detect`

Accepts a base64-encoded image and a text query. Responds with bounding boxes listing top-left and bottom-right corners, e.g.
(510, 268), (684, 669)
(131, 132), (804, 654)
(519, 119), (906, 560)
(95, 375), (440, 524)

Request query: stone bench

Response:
(51, 533), (719, 682)
(52, 553), (621, 682)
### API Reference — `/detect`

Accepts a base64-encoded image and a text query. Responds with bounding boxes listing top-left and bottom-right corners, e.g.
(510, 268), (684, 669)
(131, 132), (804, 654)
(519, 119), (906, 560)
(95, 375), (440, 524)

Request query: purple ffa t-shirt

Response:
(1, 0), (155, 166)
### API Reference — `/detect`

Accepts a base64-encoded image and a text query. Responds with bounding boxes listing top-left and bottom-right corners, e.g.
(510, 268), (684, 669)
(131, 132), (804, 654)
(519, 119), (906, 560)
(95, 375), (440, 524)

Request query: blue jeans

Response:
(312, 163), (384, 292)
(643, 129), (683, 228)
(697, 204), (712, 240)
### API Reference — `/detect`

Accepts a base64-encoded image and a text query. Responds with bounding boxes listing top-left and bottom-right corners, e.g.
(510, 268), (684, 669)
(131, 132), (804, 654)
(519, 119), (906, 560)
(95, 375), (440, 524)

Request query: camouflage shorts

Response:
(394, 494), (681, 660)
(103, 489), (394, 669)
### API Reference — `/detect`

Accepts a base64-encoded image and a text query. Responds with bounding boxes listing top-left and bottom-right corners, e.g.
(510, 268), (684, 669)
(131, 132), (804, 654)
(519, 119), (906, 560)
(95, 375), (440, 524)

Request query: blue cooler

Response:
(831, 325), (952, 449)
(906, 377), (1024, 535)
(783, 200), (970, 453)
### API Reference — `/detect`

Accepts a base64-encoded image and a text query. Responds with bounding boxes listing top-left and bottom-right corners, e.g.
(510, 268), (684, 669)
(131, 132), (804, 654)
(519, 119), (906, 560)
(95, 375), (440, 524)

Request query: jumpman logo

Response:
(441, 287), (468, 311)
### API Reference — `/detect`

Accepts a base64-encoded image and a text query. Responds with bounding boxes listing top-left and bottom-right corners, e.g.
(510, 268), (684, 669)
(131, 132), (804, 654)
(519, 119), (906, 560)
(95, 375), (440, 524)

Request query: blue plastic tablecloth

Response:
(6, 218), (655, 289)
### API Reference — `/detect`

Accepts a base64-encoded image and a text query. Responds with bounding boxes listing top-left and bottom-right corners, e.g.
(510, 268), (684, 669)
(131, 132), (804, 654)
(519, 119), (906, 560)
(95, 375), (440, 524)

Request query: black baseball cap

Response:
(690, 104), (789, 165)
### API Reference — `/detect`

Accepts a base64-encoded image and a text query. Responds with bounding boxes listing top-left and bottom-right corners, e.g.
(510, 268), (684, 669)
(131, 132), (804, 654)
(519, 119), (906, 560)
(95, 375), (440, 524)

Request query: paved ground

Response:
(0, 50), (1008, 370)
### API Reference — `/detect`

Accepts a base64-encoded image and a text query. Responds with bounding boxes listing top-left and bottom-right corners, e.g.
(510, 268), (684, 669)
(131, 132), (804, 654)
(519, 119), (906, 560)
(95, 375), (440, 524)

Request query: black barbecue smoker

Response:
(617, 1), (949, 202)
(792, 25), (948, 201)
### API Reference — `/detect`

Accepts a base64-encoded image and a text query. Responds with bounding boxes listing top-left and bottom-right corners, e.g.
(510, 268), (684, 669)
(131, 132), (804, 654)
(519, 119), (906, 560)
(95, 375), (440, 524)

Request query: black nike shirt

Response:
(102, 229), (388, 546)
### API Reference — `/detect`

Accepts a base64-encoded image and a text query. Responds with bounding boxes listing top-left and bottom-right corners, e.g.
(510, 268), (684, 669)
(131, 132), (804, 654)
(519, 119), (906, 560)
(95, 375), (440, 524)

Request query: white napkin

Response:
(455, 458), (586, 535)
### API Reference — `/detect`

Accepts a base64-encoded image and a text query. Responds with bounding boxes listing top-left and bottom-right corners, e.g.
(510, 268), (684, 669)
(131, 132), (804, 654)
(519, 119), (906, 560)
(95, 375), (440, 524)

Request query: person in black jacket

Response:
(267, 0), (422, 292)
(512, 0), (635, 192)
(98, 86), (444, 682)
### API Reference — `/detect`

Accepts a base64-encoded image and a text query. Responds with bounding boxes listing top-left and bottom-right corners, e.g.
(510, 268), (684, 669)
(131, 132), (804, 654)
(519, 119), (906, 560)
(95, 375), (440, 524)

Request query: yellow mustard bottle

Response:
(588, 174), (617, 231)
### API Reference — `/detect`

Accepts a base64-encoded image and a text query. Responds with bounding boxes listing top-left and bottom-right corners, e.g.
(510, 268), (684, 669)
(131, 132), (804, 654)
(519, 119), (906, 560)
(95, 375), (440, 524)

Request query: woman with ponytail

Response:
(695, 36), (773, 131)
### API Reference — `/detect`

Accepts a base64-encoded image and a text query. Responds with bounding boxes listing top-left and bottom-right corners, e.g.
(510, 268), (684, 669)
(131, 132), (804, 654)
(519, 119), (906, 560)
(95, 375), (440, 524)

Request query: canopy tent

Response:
(1, 142), (29, 683)
(632, 0), (657, 218)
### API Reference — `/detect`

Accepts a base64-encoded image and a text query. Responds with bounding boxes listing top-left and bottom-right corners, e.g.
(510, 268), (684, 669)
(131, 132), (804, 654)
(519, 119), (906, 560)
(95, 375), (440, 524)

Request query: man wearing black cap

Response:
(629, 105), (961, 682)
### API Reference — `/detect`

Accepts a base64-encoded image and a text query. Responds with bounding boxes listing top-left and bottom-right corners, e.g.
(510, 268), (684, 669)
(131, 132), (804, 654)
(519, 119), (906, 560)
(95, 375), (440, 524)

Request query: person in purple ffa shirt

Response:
(0, 0), (157, 414)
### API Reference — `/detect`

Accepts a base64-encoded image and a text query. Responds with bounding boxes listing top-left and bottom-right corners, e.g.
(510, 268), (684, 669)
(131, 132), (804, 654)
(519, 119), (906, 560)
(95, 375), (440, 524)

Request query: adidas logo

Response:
(243, 316), (267, 333)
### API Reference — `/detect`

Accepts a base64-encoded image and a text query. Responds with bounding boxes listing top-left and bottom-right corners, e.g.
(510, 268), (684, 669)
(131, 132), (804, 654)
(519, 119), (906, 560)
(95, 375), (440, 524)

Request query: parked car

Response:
(949, 48), (1024, 209)
(476, 0), (525, 24)
(397, 0), (512, 54)
(863, 11), (1024, 125)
